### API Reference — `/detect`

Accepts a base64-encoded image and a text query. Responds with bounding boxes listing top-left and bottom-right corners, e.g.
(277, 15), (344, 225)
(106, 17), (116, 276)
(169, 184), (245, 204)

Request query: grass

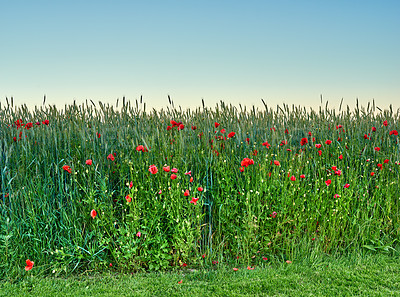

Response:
(1, 253), (400, 296)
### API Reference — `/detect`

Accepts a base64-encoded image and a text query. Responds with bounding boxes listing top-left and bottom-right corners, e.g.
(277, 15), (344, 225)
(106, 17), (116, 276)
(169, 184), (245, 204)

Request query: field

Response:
(1, 98), (399, 282)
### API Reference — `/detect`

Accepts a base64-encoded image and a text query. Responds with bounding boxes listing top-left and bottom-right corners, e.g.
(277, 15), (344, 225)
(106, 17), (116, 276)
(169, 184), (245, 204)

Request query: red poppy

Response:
(315, 144), (322, 148)
(171, 168), (178, 173)
(25, 122), (33, 130)
(149, 164), (158, 174)
(125, 195), (132, 203)
(179, 124), (184, 130)
(167, 126), (172, 131)
(335, 170), (342, 176)
(334, 194), (340, 198)
(389, 130), (398, 135)
(325, 179), (332, 186)
(247, 266), (254, 270)
(384, 159), (389, 164)
(189, 177), (194, 182)
(339, 154), (343, 160)
(241, 158), (254, 167)
(300, 174), (305, 179)
(171, 174), (177, 180)
(97, 132), (101, 138)
(129, 181), (133, 189)
(290, 175), (296, 181)
(262, 141), (271, 148)
(212, 260), (218, 264)
(240, 167), (245, 172)
(233, 268), (239, 271)
(190, 197), (199, 205)
(170, 120), (178, 127)
(274, 160), (280, 166)
(245, 138), (250, 144)
(220, 128), (226, 134)
(185, 171), (191, 176)
(202, 254), (206, 258)
(90, 209), (97, 219)
(318, 150), (322, 156)
(270, 211), (277, 218)
(25, 259), (34, 271)
(197, 187), (203, 192)
(332, 166), (337, 171)
(184, 189), (190, 196)
(285, 129), (289, 134)
(43, 119), (49, 125)
(280, 140), (287, 146)
(325, 140), (332, 145)
(371, 172), (375, 176)
(178, 280), (183, 284)
(107, 154), (115, 161)
(372, 127), (376, 132)
(191, 126), (197, 130)
(383, 120), (388, 126)
(62, 165), (72, 174)
(215, 122), (220, 128)
(182, 263), (187, 267)
(85, 159), (93, 165)
(344, 183), (350, 188)
(228, 132), (236, 138)
(136, 145), (147, 152)
(262, 257), (268, 261)
(300, 138), (308, 146)
(136, 231), (141, 237)
(374, 147), (380, 152)
(377, 163), (383, 170)
(13, 137), (17, 142)
(163, 166), (170, 172)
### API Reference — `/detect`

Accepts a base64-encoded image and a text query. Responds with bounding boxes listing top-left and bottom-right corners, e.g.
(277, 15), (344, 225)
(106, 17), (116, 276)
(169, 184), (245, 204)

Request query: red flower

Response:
(178, 280), (183, 284)
(170, 120), (178, 127)
(325, 179), (332, 186)
(125, 195), (132, 203)
(179, 124), (184, 130)
(262, 257), (268, 261)
(228, 132), (236, 138)
(233, 268), (238, 271)
(383, 120), (388, 126)
(202, 254), (206, 258)
(372, 127), (376, 132)
(62, 165), (72, 174)
(171, 168), (178, 173)
(318, 150), (322, 156)
(136, 231), (141, 237)
(274, 160), (280, 166)
(212, 260), (218, 264)
(185, 171), (191, 176)
(97, 132), (101, 138)
(90, 209), (97, 219)
(197, 187), (203, 192)
(220, 128), (226, 134)
(85, 159), (93, 165)
(43, 119), (49, 125)
(374, 147), (380, 152)
(136, 145), (147, 152)
(240, 167), (245, 172)
(270, 211), (277, 218)
(384, 159), (389, 164)
(25, 122), (33, 130)
(247, 266), (254, 270)
(184, 189), (190, 196)
(191, 126), (197, 130)
(107, 154), (115, 161)
(241, 158), (254, 167)
(389, 130), (398, 135)
(300, 138), (308, 146)
(190, 197), (199, 205)
(189, 177), (194, 182)
(335, 170), (342, 176)
(331, 166), (337, 171)
(163, 166), (170, 172)
(370, 172), (375, 176)
(246, 137), (250, 144)
(129, 181), (133, 189)
(290, 175), (296, 181)
(315, 144), (322, 148)
(215, 122), (220, 128)
(13, 137), (17, 142)
(149, 164), (158, 174)
(339, 154), (343, 160)
(377, 163), (383, 170)
(300, 174), (305, 179)
(325, 140), (332, 145)
(25, 259), (34, 271)
(262, 141), (271, 148)
(285, 129), (289, 134)
(334, 194), (340, 198)
(170, 174), (177, 180)
(344, 183), (350, 188)
(182, 263), (187, 267)
(167, 126), (172, 131)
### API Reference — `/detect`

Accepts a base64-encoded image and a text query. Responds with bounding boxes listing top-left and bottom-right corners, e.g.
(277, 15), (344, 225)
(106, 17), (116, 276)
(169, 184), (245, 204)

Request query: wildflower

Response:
(339, 154), (343, 160)
(148, 164), (158, 174)
(90, 209), (97, 219)
(315, 144), (322, 148)
(136, 231), (141, 237)
(300, 138), (308, 146)
(178, 280), (183, 284)
(371, 172), (375, 176)
(190, 197), (199, 205)
(372, 127), (376, 132)
(374, 147), (380, 152)
(228, 132), (236, 138)
(179, 124), (184, 130)
(300, 174), (305, 179)
(286, 260), (292, 264)
(384, 159), (389, 164)
(62, 165), (72, 174)
(318, 150), (322, 156)
(325, 179), (332, 186)
(325, 140), (332, 145)
(163, 166), (170, 172)
(189, 177), (194, 182)
(335, 170), (342, 176)
(389, 130), (398, 135)
(334, 194), (340, 198)
(125, 195), (132, 203)
(185, 171), (191, 176)
(171, 168), (178, 173)
(274, 160), (280, 166)
(220, 128), (226, 134)
(184, 189), (190, 196)
(212, 260), (218, 265)
(97, 132), (101, 138)
(197, 187), (203, 192)
(43, 120), (49, 125)
(241, 158), (254, 167)
(182, 263), (187, 267)
(290, 176), (296, 181)
(377, 163), (383, 170)
(332, 166), (337, 171)
(167, 126), (172, 131)
(136, 145), (147, 152)
(107, 154), (115, 161)
(25, 259), (34, 271)
(285, 129), (289, 134)
(270, 211), (277, 218)
(240, 167), (245, 172)
(215, 122), (220, 128)
(202, 254), (206, 258)
(233, 268), (238, 271)
(262, 257), (268, 261)
(129, 181), (133, 189)
(247, 266), (254, 270)
(191, 126), (197, 130)
(171, 174), (177, 180)
(85, 159), (93, 165)
(383, 120), (388, 126)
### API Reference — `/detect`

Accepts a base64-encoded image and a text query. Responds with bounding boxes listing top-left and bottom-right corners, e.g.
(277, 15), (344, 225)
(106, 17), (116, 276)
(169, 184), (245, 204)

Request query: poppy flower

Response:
(85, 159), (93, 165)
(136, 231), (141, 237)
(233, 268), (238, 271)
(163, 166), (170, 172)
(300, 138), (308, 146)
(334, 194), (340, 198)
(136, 145), (146, 152)
(374, 147), (380, 152)
(335, 170), (342, 176)
(384, 159), (389, 164)
(190, 197), (199, 205)
(318, 150), (322, 156)
(189, 177), (194, 182)
(191, 126), (197, 130)
(262, 141), (271, 148)
(202, 254), (206, 258)
(241, 158), (254, 167)
(371, 172), (375, 176)
(90, 209), (97, 219)
(212, 260), (218, 264)
(247, 266), (254, 270)
(372, 127), (376, 132)
(167, 126), (172, 131)
(220, 128), (226, 134)
(182, 263), (187, 267)
(389, 130), (398, 135)
(149, 164), (158, 174)
(300, 174), (305, 179)
(286, 260), (292, 264)
(270, 211), (277, 218)
(178, 124), (184, 130)
(62, 165), (72, 174)
(43, 120), (49, 125)
(339, 154), (343, 160)
(285, 129), (289, 134)
(274, 160), (280, 166)
(240, 167), (245, 172)
(262, 257), (268, 261)
(215, 122), (220, 128)
(185, 171), (191, 176)
(184, 189), (190, 196)
(325, 179), (332, 186)
(332, 166), (337, 171)
(107, 154), (115, 161)
(377, 163), (383, 170)
(25, 259), (34, 271)
(171, 168), (178, 173)
(171, 174), (177, 180)
(344, 183), (350, 188)
(325, 140), (332, 145)
(125, 195), (132, 203)
(290, 175), (296, 181)
(228, 132), (236, 138)
(315, 144), (322, 148)
(197, 187), (203, 192)
(97, 132), (101, 138)
(383, 120), (388, 126)
(178, 280), (183, 284)
(129, 181), (133, 189)
(13, 137), (17, 142)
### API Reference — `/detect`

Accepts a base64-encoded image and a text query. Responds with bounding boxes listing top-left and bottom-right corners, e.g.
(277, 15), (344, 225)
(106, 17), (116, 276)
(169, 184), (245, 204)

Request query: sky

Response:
(1, 0), (399, 111)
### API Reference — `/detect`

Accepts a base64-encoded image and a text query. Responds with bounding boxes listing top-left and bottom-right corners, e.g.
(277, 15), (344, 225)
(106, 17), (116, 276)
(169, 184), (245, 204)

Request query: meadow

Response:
(0, 98), (399, 282)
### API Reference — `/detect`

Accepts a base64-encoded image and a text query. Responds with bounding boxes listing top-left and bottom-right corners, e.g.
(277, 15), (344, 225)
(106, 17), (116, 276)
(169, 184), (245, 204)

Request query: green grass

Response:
(2, 254), (400, 296)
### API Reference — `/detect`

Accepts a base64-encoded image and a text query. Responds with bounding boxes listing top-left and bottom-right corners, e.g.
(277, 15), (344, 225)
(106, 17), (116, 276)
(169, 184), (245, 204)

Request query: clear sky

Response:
(1, 0), (399, 111)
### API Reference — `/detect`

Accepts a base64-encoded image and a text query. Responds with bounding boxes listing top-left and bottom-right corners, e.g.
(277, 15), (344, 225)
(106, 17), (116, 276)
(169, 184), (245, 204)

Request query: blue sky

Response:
(1, 0), (399, 110)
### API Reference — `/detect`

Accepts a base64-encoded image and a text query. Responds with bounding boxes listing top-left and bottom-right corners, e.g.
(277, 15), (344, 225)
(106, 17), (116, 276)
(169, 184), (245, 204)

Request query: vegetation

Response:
(1, 97), (399, 281)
